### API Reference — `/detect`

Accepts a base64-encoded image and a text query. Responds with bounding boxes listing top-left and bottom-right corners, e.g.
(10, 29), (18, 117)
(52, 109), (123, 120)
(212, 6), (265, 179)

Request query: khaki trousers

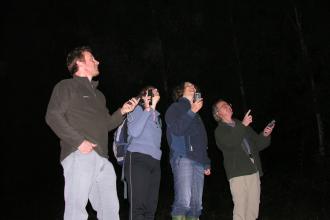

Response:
(229, 171), (260, 220)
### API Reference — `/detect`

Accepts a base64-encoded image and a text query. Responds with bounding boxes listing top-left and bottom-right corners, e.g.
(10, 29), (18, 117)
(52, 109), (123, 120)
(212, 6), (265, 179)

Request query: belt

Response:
(248, 154), (253, 158)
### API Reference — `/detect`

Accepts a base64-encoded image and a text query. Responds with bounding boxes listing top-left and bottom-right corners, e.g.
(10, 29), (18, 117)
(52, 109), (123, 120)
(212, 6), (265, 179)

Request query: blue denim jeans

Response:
(170, 156), (205, 218)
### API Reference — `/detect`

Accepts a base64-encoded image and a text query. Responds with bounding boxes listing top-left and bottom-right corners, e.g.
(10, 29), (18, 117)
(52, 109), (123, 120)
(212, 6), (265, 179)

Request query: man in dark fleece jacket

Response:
(165, 82), (211, 220)
(45, 46), (138, 220)
(213, 99), (275, 220)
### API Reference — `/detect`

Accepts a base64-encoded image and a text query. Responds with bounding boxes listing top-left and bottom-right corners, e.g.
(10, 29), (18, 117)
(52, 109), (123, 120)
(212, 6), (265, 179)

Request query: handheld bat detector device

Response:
(194, 92), (202, 102)
(267, 120), (276, 128)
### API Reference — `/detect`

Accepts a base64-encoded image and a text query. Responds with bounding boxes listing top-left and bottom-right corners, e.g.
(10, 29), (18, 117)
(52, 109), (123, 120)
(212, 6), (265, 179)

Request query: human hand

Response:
(121, 97), (139, 115)
(263, 123), (275, 137)
(242, 109), (253, 126)
(78, 140), (97, 153)
(191, 98), (203, 113)
(150, 89), (160, 109)
(204, 168), (211, 176)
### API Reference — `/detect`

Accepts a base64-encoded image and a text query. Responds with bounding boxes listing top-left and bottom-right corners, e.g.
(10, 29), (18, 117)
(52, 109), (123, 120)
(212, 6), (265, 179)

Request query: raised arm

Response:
(106, 97), (139, 131)
(214, 121), (247, 152)
(165, 103), (196, 136)
(127, 105), (152, 137)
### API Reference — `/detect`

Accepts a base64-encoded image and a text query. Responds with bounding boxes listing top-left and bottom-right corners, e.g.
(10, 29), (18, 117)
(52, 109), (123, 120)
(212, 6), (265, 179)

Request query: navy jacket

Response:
(165, 97), (210, 168)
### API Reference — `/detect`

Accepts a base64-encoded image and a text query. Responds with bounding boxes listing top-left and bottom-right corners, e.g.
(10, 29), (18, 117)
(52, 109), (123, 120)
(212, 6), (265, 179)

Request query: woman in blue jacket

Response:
(165, 82), (211, 220)
(124, 86), (162, 220)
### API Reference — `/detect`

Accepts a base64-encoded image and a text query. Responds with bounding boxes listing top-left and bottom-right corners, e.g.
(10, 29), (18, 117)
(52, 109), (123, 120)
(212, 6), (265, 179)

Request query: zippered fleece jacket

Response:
(214, 119), (271, 180)
(165, 97), (210, 168)
(127, 105), (162, 160)
(46, 76), (124, 161)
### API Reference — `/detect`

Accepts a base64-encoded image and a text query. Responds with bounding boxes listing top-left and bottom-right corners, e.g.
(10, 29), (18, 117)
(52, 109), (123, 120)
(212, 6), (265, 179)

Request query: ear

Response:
(216, 110), (223, 120)
(76, 59), (84, 67)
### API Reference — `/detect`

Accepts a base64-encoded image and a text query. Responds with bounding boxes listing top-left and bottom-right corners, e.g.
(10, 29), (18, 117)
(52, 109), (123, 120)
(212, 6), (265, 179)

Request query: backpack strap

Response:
(120, 113), (134, 200)
(121, 162), (128, 199)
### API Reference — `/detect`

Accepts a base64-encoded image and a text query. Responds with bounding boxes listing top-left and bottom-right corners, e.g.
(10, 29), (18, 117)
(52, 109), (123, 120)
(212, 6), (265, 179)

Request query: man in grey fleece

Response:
(45, 46), (138, 220)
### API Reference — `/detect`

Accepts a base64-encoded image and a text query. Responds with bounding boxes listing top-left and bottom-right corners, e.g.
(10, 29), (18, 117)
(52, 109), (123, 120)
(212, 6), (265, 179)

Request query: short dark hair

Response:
(138, 85), (156, 97)
(172, 82), (185, 101)
(66, 46), (92, 74)
(172, 81), (200, 102)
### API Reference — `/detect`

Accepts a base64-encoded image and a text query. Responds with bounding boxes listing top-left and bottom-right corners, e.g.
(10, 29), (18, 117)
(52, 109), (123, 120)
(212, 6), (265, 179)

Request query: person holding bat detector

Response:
(165, 82), (211, 220)
(212, 99), (275, 220)
(45, 46), (139, 220)
(124, 86), (162, 220)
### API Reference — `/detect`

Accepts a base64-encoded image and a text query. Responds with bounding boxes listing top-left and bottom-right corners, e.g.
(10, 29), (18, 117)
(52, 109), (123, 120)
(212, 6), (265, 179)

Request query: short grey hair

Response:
(212, 99), (225, 122)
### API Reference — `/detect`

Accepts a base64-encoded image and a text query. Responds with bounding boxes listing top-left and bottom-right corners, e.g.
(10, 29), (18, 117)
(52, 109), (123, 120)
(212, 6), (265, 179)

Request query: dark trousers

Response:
(124, 151), (161, 220)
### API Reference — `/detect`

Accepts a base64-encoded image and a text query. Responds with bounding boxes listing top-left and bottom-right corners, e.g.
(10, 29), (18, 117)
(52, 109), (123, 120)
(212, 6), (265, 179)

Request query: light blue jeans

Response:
(170, 156), (205, 218)
(61, 150), (119, 220)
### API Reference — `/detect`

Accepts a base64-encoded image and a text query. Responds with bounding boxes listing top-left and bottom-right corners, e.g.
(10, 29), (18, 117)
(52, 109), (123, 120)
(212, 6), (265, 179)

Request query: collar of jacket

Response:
(73, 75), (99, 89)
(218, 118), (240, 126)
(178, 97), (191, 107)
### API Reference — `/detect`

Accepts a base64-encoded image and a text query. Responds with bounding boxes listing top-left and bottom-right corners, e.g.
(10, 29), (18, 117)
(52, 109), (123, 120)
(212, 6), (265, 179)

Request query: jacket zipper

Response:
(189, 136), (193, 151)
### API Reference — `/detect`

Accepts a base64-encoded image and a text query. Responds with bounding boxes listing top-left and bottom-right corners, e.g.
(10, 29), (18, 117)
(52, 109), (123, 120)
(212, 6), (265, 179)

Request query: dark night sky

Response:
(2, 0), (330, 219)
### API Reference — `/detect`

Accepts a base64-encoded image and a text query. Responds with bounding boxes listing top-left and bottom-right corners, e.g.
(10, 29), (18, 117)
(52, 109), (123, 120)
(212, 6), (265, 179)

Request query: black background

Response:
(2, 0), (330, 219)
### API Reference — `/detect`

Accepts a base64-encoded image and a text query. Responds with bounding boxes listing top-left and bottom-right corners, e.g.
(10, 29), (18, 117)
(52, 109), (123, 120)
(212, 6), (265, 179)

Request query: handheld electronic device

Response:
(194, 92), (202, 102)
(267, 120), (276, 128)
(147, 89), (153, 105)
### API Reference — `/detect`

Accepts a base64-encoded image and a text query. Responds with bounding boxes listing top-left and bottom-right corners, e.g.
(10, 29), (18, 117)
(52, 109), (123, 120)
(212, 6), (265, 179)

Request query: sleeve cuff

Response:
(187, 110), (196, 118)
(204, 164), (211, 170)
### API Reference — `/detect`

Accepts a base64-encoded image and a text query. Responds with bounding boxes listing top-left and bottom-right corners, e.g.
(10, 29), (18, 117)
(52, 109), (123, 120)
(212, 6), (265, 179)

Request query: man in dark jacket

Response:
(165, 82), (211, 220)
(213, 99), (275, 220)
(45, 46), (138, 220)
